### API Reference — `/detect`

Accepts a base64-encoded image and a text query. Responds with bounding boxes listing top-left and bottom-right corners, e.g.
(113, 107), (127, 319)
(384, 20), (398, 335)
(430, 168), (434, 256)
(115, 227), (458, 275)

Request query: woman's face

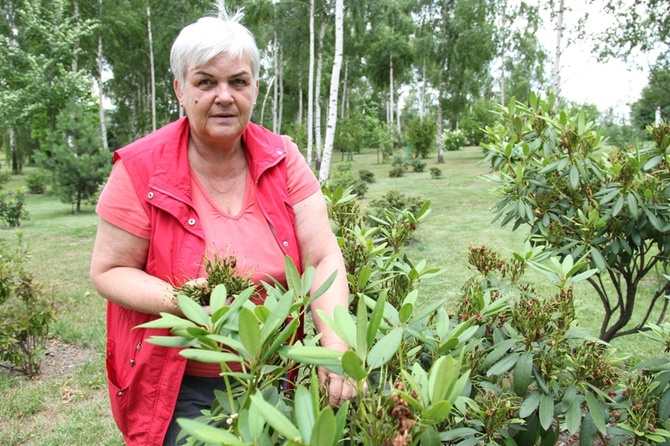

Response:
(174, 52), (259, 149)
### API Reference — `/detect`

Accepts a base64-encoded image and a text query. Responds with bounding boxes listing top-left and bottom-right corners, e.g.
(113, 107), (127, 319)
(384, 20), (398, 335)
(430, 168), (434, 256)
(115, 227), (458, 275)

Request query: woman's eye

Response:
(231, 79), (247, 86)
(198, 79), (213, 87)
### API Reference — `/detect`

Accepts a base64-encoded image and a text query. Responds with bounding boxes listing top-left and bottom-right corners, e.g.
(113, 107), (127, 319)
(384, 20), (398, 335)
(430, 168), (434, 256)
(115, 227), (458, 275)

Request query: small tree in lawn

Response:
(405, 116), (436, 159)
(483, 92), (670, 342)
(39, 100), (111, 213)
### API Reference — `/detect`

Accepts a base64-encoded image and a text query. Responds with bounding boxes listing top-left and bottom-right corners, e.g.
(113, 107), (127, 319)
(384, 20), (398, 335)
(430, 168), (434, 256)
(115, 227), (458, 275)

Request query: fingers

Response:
(318, 367), (360, 407)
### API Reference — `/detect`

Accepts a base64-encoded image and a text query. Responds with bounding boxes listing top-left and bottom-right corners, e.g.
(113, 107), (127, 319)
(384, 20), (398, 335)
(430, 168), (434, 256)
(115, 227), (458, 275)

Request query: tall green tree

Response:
(631, 65), (670, 129)
(0, 0), (97, 170)
(39, 100), (111, 213)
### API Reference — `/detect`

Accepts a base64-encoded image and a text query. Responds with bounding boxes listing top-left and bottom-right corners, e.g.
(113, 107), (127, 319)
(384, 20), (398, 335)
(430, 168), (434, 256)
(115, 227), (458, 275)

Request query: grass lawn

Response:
(0, 146), (666, 444)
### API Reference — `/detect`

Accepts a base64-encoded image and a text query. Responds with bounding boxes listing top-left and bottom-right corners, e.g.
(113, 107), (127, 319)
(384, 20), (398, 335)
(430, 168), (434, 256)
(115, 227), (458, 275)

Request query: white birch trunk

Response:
(314, 21), (326, 163)
(278, 45), (284, 134)
(297, 75), (303, 125)
(147, 4), (156, 131)
(437, 68), (445, 164)
(389, 57), (394, 132)
(306, 0), (315, 166)
(272, 33), (279, 133)
(318, 0), (343, 184)
(552, 0), (564, 101)
(341, 60), (348, 118)
(98, 35), (109, 150)
(9, 127), (17, 173)
(260, 76), (275, 128)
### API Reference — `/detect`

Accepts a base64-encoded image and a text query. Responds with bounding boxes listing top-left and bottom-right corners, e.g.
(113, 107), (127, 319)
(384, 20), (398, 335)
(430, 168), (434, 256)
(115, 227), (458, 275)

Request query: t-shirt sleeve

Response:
(283, 137), (320, 205)
(96, 159), (151, 239)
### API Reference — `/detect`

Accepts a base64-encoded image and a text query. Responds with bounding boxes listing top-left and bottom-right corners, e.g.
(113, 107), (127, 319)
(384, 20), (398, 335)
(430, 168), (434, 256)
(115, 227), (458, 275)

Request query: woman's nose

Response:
(214, 83), (233, 104)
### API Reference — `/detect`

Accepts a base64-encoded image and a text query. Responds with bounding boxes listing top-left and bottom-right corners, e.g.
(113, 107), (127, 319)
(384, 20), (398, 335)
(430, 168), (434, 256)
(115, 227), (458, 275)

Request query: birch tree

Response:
(318, 0), (343, 184)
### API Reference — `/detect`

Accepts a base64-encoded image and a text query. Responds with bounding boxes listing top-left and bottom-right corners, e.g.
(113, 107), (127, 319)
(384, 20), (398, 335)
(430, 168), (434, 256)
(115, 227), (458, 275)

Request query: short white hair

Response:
(170, 5), (260, 89)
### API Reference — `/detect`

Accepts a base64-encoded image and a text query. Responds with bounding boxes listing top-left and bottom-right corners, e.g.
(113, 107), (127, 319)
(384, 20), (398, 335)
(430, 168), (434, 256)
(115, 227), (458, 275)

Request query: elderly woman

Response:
(89, 8), (353, 446)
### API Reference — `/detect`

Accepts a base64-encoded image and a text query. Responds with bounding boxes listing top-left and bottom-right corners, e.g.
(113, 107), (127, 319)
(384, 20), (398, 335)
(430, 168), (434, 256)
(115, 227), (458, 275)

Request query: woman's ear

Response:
(173, 79), (183, 106)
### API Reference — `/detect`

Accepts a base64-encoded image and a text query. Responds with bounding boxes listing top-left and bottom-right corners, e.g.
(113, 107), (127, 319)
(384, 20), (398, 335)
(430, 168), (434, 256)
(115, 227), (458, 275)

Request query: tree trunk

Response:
(552, 0), (564, 101)
(318, 0), (344, 184)
(307, 0), (315, 167)
(278, 46), (283, 134)
(9, 128), (18, 174)
(272, 32), (278, 133)
(314, 21), (326, 163)
(341, 60), (348, 118)
(389, 57), (395, 133)
(98, 34), (109, 151)
(147, 3), (156, 131)
(437, 69), (445, 164)
(260, 76), (275, 128)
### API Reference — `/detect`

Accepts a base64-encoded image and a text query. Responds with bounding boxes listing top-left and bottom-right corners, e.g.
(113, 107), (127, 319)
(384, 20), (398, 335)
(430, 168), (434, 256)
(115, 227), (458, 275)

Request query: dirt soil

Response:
(0, 338), (97, 380)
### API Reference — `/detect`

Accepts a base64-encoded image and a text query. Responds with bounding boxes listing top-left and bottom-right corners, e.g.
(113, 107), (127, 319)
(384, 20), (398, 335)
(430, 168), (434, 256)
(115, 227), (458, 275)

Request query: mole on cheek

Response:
(195, 100), (198, 104)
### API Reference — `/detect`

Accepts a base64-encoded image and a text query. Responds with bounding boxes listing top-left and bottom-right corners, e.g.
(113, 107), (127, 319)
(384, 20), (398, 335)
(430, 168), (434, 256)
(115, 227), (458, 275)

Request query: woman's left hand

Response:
(317, 366), (359, 407)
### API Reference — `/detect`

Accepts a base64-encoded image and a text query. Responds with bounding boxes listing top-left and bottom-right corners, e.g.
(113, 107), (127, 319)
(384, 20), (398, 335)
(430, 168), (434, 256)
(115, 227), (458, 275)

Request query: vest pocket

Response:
(106, 339), (130, 435)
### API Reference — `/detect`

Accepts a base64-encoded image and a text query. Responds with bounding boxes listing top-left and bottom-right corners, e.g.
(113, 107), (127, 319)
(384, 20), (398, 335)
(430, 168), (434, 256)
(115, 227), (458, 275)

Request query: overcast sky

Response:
(536, 0), (655, 119)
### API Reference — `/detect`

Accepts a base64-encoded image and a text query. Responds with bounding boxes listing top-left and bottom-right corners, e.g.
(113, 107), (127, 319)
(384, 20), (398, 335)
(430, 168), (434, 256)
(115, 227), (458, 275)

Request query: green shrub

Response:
(25, 170), (50, 194)
(405, 116), (436, 158)
(0, 171), (11, 187)
(443, 129), (467, 151)
(483, 92), (670, 342)
(408, 158), (426, 172)
(388, 167), (404, 178)
(430, 167), (442, 179)
(327, 162), (368, 198)
(0, 235), (56, 377)
(139, 207), (670, 446)
(358, 169), (375, 184)
(0, 188), (29, 228)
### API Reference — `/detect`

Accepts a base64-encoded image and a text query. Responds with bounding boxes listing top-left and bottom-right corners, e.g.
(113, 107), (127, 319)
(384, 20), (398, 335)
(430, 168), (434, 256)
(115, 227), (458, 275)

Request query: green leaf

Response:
(356, 296), (368, 358)
(590, 247), (607, 272)
(209, 284), (228, 315)
(569, 165), (580, 190)
(513, 351), (533, 396)
(342, 350), (367, 381)
(177, 295), (210, 326)
(311, 407), (337, 446)
(659, 388), (670, 420)
(579, 413), (598, 446)
(626, 193), (639, 218)
(261, 317), (300, 363)
(177, 418), (249, 445)
(144, 336), (198, 348)
(564, 393), (582, 434)
(284, 345), (342, 365)
(399, 302), (414, 323)
(585, 391), (607, 435)
(486, 352), (520, 376)
(238, 307), (261, 359)
(519, 390), (541, 418)
(250, 393), (302, 441)
(423, 400), (453, 425)
(612, 195), (624, 217)
(367, 327), (403, 369)
(284, 256), (303, 296)
(539, 392), (554, 431)
(514, 413), (539, 446)
(179, 349), (242, 363)
(367, 293), (386, 347)
(295, 385), (315, 443)
(136, 312), (197, 330)
(356, 265), (371, 290)
(315, 308), (356, 348)
(428, 356), (454, 403)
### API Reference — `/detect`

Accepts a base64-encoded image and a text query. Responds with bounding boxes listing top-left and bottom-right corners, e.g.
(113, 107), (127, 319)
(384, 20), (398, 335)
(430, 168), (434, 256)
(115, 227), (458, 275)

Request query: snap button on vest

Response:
(147, 192), (154, 199)
(188, 218), (196, 226)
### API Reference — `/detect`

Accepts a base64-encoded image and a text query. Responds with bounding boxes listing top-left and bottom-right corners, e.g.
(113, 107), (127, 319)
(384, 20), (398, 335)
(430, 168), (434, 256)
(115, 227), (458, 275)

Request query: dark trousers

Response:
(163, 375), (226, 446)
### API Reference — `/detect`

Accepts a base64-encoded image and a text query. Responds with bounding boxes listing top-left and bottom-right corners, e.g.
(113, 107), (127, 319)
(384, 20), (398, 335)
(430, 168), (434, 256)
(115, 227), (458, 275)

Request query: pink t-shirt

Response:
(96, 143), (319, 376)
